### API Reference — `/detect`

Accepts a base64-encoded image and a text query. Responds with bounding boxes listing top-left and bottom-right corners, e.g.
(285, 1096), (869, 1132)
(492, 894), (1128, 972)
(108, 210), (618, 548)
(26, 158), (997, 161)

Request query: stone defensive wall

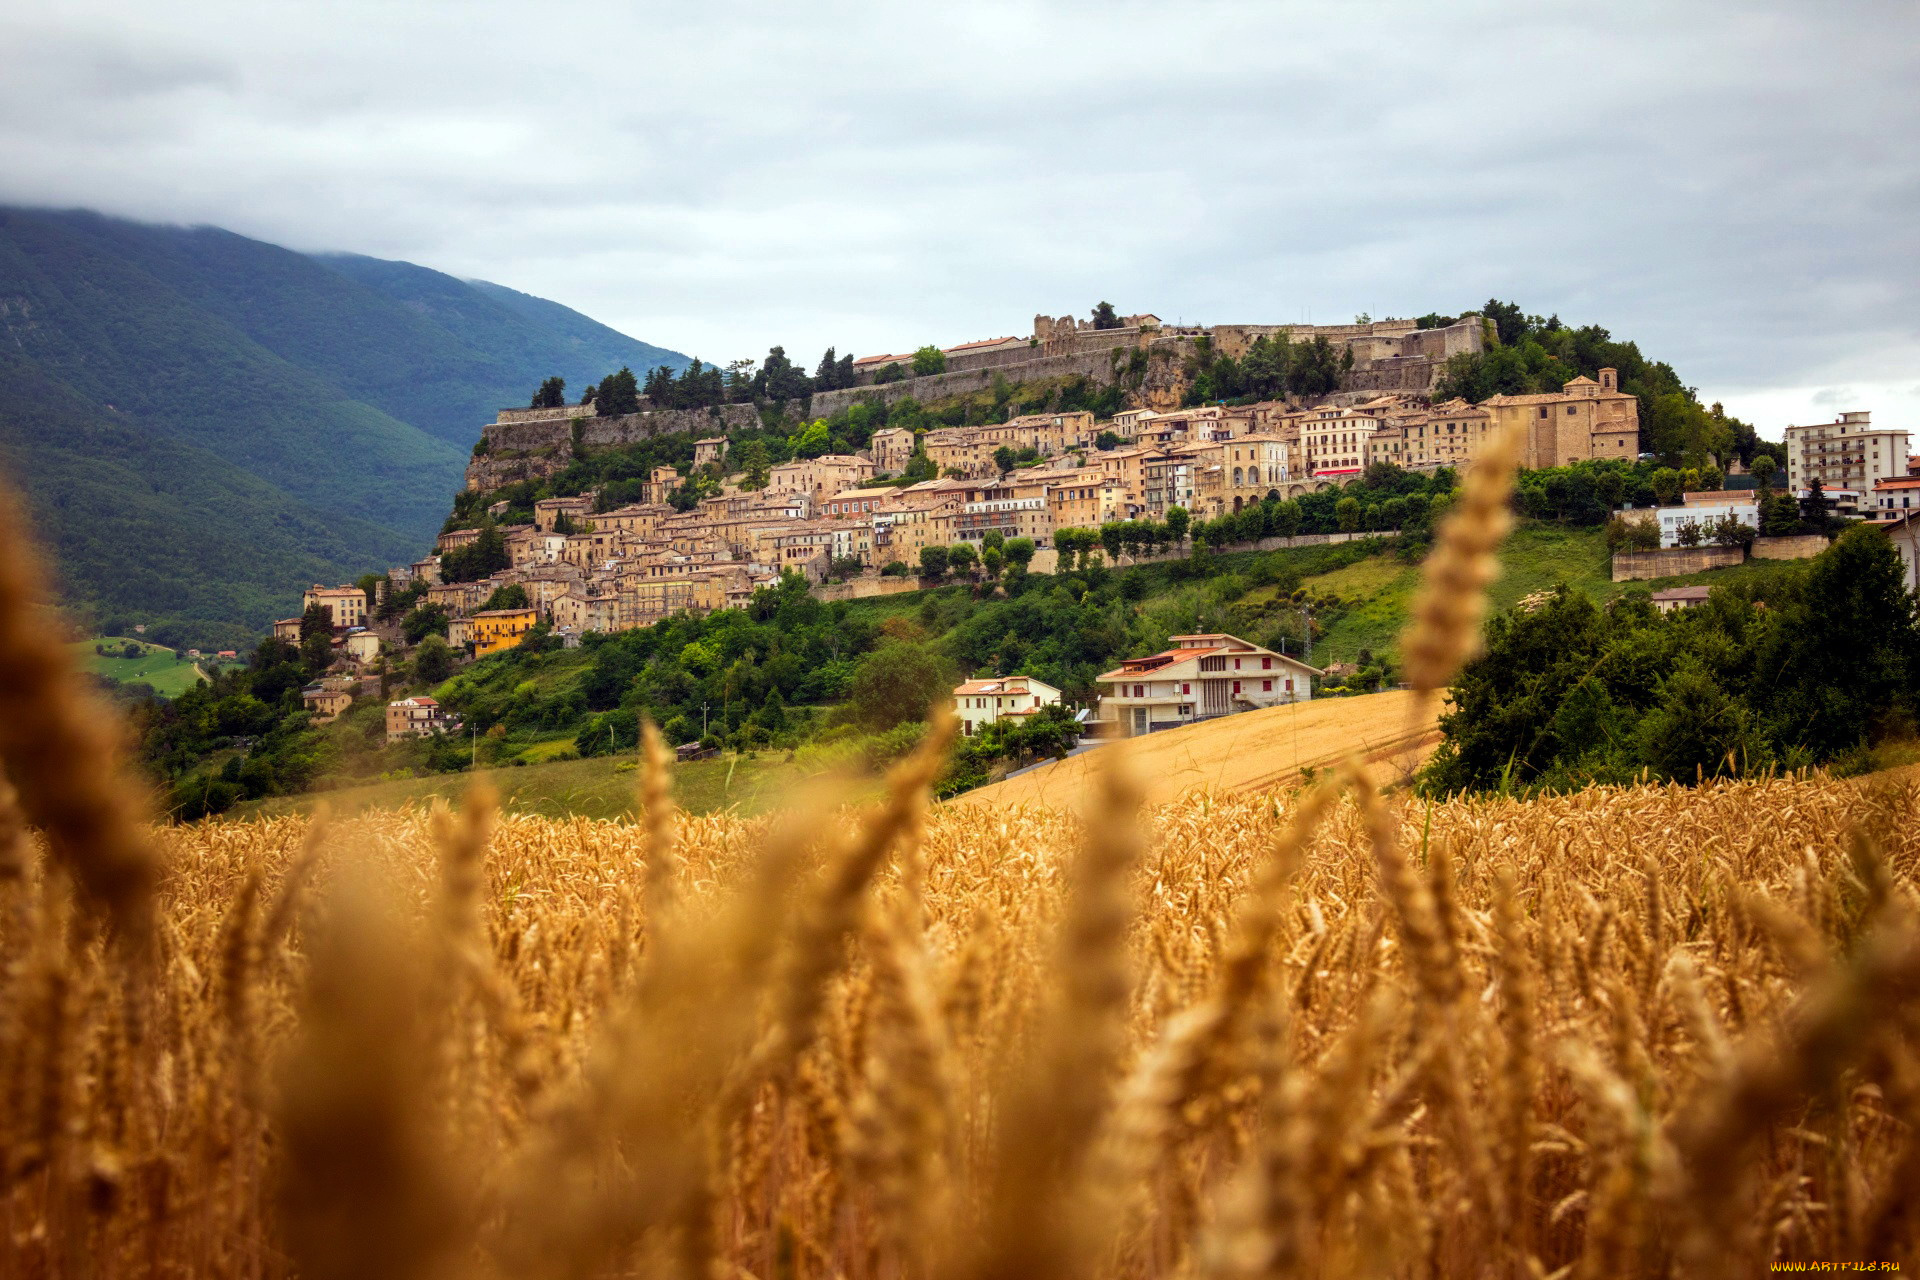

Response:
(480, 403), (761, 453)
(466, 403), (763, 491)
(810, 346), (1138, 418)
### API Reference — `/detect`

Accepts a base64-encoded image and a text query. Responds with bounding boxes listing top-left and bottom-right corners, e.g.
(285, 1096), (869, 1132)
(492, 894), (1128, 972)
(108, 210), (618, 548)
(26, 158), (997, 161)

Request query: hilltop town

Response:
(271, 303), (1919, 717)
(300, 310), (1638, 652)
(113, 298), (1908, 821)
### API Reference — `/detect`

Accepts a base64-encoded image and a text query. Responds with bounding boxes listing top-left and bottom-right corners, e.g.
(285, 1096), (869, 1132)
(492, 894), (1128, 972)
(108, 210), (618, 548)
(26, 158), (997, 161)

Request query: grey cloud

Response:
(0, 0), (1915, 430)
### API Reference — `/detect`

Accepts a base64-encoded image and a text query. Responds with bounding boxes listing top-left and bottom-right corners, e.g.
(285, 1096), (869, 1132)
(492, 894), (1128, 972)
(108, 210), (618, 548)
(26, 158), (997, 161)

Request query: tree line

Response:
(1424, 526), (1918, 791)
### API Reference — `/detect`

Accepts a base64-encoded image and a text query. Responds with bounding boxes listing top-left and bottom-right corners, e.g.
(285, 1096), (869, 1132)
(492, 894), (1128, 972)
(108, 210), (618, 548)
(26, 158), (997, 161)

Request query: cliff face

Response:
(464, 403), (762, 492)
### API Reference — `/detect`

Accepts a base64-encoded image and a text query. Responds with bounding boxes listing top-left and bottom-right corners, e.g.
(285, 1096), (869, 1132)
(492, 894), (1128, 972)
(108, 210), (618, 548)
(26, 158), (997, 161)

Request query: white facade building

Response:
(1655, 493), (1758, 548)
(1095, 633), (1319, 738)
(952, 675), (1063, 737)
(1784, 411), (1909, 513)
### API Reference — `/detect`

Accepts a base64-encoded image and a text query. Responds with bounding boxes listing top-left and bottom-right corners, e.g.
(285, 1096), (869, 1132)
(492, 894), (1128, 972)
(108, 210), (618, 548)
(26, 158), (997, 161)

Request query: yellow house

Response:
(470, 607), (537, 657)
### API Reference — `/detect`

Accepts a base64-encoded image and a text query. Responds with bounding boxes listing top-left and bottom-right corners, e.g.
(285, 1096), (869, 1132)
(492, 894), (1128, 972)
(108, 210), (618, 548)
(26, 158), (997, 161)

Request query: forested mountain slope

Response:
(0, 206), (688, 646)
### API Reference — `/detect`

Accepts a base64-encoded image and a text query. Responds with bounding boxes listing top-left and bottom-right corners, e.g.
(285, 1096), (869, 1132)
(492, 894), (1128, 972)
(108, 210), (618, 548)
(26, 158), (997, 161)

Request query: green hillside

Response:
(0, 206), (690, 646)
(0, 355), (422, 649)
(71, 638), (207, 698)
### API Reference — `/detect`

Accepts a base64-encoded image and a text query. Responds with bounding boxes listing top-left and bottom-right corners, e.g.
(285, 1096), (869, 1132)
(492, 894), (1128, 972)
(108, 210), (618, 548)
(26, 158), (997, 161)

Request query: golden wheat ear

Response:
(0, 478), (160, 953)
(1398, 421), (1525, 713)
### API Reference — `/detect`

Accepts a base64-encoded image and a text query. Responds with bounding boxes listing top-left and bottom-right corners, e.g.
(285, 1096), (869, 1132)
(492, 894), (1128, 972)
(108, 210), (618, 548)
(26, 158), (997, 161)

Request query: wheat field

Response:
(4, 431), (1920, 1279)
(2, 755), (1919, 1278)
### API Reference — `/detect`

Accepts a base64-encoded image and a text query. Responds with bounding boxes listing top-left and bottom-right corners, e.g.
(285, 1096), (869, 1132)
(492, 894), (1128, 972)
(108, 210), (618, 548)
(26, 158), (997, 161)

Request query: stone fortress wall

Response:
(466, 311), (1491, 486)
(811, 313), (1485, 418)
(465, 403), (761, 491)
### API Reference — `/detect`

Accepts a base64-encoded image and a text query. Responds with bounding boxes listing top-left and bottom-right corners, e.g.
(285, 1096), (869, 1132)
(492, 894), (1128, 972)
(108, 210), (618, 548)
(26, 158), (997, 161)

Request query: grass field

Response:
(70, 637), (207, 697)
(954, 688), (1439, 810)
(1307, 525), (1813, 667)
(232, 749), (860, 821)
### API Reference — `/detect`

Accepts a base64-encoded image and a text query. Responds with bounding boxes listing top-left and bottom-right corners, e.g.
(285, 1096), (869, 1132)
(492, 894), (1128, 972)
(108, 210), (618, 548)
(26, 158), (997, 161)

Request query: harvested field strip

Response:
(953, 688), (1439, 809)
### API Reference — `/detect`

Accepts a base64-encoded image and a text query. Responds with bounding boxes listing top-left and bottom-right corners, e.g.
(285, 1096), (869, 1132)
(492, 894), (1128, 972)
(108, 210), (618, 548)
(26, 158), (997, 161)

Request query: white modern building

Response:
(1783, 411), (1909, 513)
(1655, 492), (1758, 548)
(1095, 633), (1319, 738)
(951, 675), (1063, 738)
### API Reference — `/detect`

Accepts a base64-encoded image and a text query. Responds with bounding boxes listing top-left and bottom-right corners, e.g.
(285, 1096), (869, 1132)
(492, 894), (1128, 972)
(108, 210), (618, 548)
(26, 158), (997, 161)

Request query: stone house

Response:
(302, 584), (368, 629)
(923, 430), (995, 479)
(301, 685), (354, 723)
(533, 494), (596, 532)
(869, 427), (916, 475)
(1220, 434), (1297, 511)
(694, 436), (729, 469)
(1045, 469), (1130, 532)
(821, 486), (897, 519)
(768, 455), (874, 505)
(1300, 405), (1384, 478)
(386, 695), (456, 742)
(343, 631), (382, 665)
(1478, 369), (1638, 469)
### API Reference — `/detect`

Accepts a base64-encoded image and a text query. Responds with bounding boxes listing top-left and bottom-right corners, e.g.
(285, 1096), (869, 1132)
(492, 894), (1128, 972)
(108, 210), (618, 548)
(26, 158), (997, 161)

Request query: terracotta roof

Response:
(942, 336), (1020, 353)
(1097, 647), (1219, 679)
(1651, 586), (1713, 602)
(953, 676), (1036, 696)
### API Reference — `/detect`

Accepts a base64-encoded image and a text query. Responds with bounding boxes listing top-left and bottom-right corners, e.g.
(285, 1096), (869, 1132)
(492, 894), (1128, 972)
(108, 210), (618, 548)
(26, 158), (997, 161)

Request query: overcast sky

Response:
(2, 1), (1915, 434)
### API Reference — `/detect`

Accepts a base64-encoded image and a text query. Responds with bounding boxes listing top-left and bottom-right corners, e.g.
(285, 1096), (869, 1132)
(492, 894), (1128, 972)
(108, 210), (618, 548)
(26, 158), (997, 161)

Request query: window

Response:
(1262, 657), (1273, 669)
(1232, 681), (1241, 694)
(1263, 680), (1273, 692)
(1539, 408), (1549, 419)
(1286, 679), (1294, 692)
(1181, 683), (1190, 694)
(1234, 658), (1242, 669)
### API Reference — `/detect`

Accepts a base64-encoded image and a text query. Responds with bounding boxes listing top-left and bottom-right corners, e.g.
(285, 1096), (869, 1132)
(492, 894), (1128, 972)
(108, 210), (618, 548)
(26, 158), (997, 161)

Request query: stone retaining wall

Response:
(1751, 534), (1829, 560)
(1611, 545), (1744, 582)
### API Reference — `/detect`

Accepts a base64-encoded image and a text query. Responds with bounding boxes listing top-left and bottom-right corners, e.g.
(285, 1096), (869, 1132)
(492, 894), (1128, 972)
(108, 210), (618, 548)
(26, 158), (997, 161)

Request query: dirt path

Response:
(948, 690), (1441, 812)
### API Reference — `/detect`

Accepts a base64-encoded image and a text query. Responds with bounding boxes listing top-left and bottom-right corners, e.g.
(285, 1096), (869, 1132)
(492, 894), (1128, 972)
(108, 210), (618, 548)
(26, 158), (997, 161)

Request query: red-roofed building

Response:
(1870, 474), (1920, 523)
(951, 675), (1062, 738)
(1094, 633), (1319, 737)
(387, 695), (457, 742)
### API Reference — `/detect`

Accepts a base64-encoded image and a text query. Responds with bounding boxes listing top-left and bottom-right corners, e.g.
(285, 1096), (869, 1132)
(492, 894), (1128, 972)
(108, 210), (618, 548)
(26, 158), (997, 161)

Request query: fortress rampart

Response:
(811, 346), (1140, 418)
(465, 403), (762, 490)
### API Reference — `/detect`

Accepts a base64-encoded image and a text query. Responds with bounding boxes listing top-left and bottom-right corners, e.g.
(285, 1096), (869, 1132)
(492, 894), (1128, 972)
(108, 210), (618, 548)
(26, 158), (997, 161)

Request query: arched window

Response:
(1233, 467), (1244, 486)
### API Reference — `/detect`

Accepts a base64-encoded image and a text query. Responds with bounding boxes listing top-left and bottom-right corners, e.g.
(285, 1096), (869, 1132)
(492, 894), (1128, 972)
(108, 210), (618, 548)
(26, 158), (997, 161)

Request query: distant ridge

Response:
(0, 205), (691, 648)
